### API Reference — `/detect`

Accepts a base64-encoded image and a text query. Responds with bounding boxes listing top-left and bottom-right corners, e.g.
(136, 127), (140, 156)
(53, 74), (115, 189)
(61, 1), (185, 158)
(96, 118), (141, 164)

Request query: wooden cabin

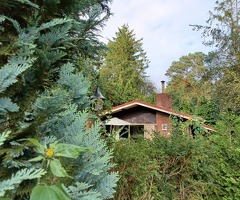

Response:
(103, 82), (214, 139)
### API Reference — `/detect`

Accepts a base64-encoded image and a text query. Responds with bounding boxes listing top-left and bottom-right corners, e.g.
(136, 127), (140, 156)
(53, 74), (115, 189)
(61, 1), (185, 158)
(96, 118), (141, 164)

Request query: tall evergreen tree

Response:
(0, 0), (118, 199)
(99, 24), (155, 106)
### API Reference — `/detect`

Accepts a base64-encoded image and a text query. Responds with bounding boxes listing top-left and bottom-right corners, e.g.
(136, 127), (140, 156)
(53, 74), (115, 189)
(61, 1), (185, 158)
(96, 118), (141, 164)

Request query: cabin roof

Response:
(104, 99), (215, 131)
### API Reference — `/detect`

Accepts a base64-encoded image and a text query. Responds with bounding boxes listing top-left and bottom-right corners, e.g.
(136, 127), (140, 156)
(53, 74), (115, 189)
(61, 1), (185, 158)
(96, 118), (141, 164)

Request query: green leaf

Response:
(16, 0), (39, 9)
(24, 138), (41, 148)
(30, 184), (70, 200)
(20, 138), (45, 153)
(0, 198), (12, 200)
(54, 143), (93, 159)
(50, 159), (70, 178)
(29, 156), (44, 162)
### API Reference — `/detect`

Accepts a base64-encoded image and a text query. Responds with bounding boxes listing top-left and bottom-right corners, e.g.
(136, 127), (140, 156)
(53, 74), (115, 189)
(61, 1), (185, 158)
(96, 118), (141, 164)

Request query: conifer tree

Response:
(0, 0), (118, 199)
(99, 24), (155, 105)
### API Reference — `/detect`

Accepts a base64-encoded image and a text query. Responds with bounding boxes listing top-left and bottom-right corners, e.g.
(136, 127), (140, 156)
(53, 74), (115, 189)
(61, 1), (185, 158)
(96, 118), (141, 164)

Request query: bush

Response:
(110, 132), (217, 200)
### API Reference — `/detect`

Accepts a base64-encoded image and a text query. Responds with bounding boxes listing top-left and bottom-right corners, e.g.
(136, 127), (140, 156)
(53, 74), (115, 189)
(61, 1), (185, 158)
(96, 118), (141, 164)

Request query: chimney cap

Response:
(91, 85), (106, 100)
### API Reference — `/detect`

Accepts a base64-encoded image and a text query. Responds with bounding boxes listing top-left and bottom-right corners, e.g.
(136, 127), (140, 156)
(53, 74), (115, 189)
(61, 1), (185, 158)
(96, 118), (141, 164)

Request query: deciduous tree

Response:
(192, 0), (240, 112)
(165, 52), (218, 124)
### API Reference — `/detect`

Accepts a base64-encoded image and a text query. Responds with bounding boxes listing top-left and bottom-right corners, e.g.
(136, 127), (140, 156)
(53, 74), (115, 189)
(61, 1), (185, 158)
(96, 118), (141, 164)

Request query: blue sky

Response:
(101, 0), (217, 89)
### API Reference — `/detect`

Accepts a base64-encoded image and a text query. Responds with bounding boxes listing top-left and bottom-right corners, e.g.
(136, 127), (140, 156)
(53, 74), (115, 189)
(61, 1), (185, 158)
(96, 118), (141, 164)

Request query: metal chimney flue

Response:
(156, 80), (172, 109)
(161, 80), (165, 93)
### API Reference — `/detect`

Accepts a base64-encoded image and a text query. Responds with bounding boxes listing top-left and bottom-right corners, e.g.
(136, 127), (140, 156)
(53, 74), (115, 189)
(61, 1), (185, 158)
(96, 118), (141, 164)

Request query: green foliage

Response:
(0, 168), (46, 197)
(30, 184), (70, 200)
(0, 131), (10, 146)
(191, 0), (240, 113)
(110, 132), (216, 199)
(99, 24), (156, 105)
(207, 113), (240, 199)
(26, 138), (93, 178)
(165, 52), (219, 125)
(0, 0), (118, 199)
(0, 12), (48, 198)
(16, 63), (118, 199)
(110, 110), (240, 199)
(0, 15), (37, 117)
(63, 182), (102, 200)
(110, 138), (155, 199)
(166, 52), (206, 81)
(170, 115), (209, 136)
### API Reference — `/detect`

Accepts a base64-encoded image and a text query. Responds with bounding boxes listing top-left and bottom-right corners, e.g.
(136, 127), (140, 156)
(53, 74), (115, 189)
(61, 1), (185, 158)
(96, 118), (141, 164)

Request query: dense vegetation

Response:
(107, 0), (240, 199)
(109, 113), (240, 199)
(0, 0), (118, 199)
(166, 0), (240, 120)
(1, 0), (240, 199)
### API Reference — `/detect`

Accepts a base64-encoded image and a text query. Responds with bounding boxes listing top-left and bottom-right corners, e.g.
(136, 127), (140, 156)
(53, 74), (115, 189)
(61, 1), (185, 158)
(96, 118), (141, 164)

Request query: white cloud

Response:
(101, 0), (216, 88)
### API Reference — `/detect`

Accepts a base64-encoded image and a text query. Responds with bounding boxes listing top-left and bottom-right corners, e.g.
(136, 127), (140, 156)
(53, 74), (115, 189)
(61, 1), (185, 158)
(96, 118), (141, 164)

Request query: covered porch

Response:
(105, 117), (155, 139)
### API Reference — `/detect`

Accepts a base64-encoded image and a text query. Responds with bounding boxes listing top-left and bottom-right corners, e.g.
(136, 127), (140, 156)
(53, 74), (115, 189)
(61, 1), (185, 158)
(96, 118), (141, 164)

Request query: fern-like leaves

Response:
(0, 130), (10, 146)
(63, 182), (102, 200)
(0, 168), (46, 197)
(0, 98), (19, 115)
(0, 52), (36, 93)
(58, 63), (90, 106)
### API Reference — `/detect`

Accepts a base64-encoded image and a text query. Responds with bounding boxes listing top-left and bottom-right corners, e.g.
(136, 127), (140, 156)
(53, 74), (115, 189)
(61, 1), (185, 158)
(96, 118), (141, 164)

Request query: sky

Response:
(100, 0), (217, 89)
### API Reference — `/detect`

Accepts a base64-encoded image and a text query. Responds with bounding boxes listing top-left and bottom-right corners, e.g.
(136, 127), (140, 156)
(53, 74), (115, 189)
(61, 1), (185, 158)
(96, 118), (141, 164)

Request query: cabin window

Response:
(105, 125), (145, 139)
(162, 124), (168, 130)
(130, 125), (144, 139)
(119, 126), (129, 138)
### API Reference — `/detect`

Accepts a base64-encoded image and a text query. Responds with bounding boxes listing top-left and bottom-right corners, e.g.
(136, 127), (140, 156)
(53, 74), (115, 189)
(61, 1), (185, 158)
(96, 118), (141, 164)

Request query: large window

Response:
(105, 124), (155, 139)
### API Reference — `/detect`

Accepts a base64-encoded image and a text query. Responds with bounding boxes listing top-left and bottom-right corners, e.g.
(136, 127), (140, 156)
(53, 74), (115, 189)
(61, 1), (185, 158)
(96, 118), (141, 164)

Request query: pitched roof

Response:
(105, 100), (215, 131)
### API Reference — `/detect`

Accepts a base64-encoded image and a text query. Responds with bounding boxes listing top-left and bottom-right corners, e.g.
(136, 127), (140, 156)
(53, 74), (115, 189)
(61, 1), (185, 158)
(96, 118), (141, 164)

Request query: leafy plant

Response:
(25, 138), (93, 178)
(30, 184), (70, 200)
(207, 112), (240, 199)
(110, 132), (216, 199)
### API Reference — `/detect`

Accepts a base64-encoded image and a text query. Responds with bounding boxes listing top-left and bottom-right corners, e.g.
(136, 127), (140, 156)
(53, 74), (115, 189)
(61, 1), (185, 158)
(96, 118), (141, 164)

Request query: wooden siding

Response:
(112, 106), (156, 124)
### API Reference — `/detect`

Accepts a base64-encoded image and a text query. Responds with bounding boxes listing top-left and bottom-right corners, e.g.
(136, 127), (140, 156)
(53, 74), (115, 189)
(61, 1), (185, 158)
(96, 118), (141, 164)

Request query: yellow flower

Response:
(45, 148), (54, 159)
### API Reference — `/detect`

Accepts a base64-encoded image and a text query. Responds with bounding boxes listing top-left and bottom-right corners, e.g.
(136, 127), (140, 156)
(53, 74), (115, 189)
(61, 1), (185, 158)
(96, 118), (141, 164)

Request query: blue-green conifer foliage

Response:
(0, 0), (118, 199)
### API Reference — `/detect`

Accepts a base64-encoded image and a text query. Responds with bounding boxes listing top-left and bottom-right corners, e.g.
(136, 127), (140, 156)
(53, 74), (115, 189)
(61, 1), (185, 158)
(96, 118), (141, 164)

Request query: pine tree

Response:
(0, 0), (118, 199)
(99, 24), (155, 105)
